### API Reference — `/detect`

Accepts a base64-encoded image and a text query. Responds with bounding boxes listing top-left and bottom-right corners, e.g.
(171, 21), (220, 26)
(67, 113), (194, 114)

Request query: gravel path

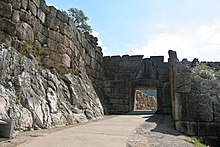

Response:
(127, 114), (194, 147)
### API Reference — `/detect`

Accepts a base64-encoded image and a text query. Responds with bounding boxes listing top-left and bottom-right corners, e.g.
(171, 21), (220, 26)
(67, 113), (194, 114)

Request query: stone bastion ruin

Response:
(0, 0), (219, 146)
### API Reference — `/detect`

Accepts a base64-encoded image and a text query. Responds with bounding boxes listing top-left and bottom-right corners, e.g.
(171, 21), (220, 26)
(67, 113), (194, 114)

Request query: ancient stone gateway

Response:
(103, 55), (172, 114)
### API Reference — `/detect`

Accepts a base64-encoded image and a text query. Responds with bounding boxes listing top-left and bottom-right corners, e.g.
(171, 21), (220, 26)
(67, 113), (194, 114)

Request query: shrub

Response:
(192, 63), (220, 80)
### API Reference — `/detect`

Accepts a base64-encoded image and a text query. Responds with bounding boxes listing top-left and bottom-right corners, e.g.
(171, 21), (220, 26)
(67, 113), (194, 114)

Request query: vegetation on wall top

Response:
(192, 63), (220, 80)
(63, 8), (92, 33)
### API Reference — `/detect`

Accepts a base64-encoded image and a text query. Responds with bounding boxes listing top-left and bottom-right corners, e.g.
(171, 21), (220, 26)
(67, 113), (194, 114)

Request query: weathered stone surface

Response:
(47, 39), (58, 51)
(175, 121), (197, 136)
(49, 6), (57, 16)
(60, 22), (73, 38)
(21, 0), (28, 10)
(189, 94), (213, 121)
(36, 32), (47, 44)
(57, 43), (67, 54)
(39, 0), (49, 13)
(12, 10), (20, 23)
(16, 22), (34, 43)
(37, 8), (45, 23)
(0, 18), (16, 36)
(28, 1), (37, 16)
(0, 47), (104, 130)
(5, 0), (21, 10)
(32, 0), (40, 8)
(198, 123), (220, 136)
(168, 50), (178, 62)
(0, 1), (12, 18)
(57, 10), (69, 23)
(48, 30), (63, 43)
(61, 54), (71, 68)
(20, 9), (32, 24)
(214, 102), (220, 122)
(45, 14), (60, 31)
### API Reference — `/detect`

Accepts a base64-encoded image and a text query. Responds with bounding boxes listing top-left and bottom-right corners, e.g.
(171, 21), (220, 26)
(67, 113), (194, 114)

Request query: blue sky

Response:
(45, 0), (220, 61)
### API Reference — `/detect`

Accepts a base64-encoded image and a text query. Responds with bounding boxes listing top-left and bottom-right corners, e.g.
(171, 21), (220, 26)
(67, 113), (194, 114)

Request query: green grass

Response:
(184, 136), (206, 147)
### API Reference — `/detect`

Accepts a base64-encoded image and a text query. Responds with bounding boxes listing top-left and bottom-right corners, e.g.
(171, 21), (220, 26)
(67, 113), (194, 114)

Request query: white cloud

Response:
(128, 20), (220, 62)
(91, 30), (107, 55)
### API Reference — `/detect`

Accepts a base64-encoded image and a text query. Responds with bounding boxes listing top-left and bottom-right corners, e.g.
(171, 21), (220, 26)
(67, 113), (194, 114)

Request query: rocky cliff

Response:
(0, 45), (104, 131)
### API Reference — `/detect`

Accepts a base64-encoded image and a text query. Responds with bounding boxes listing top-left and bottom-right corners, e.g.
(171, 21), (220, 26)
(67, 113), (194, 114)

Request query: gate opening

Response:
(134, 88), (157, 111)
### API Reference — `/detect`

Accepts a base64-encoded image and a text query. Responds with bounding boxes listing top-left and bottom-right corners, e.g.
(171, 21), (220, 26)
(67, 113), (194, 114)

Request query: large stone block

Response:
(175, 121), (197, 136)
(0, 1), (12, 18)
(198, 122), (220, 136)
(12, 10), (20, 23)
(116, 73), (132, 81)
(57, 43), (67, 54)
(32, 0), (40, 8)
(48, 30), (63, 43)
(57, 10), (69, 23)
(150, 56), (164, 63)
(103, 72), (116, 80)
(20, 9), (32, 24)
(5, 0), (21, 10)
(175, 72), (191, 93)
(39, 0), (49, 13)
(47, 39), (58, 51)
(174, 93), (188, 121)
(60, 22), (73, 38)
(0, 30), (12, 47)
(36, 32), (47, 44)
(158, 74), (169, 82)
(16, 22), (34, 43)
(37, 8), (45, 23)
(21, 0), (28, 10)
(188, 94), (213, 122)
(45, 14), (60, 31)
(49, 6), (57, 16)
(157, 68), (169, 75)
(214, 102), (220, 122)
(204, 136), (220, 147)
(28, 1), (37, 16)
(61, 53), (71, 68)
(42, 26), (49, 37)
(111, 80), (126, 87)
(31, 17), (43, 34)
(0, 18), (16, 36)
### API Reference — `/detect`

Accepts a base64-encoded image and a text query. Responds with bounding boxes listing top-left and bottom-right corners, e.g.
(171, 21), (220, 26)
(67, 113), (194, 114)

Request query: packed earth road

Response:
(0, 111), (194, 147)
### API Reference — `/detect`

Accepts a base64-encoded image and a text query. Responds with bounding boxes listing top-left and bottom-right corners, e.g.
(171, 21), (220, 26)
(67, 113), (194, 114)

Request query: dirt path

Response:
(0, 111), (194, 147)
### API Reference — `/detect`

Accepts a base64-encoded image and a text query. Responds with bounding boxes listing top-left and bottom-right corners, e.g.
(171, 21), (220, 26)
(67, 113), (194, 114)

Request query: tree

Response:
(67, 8), (92, 33)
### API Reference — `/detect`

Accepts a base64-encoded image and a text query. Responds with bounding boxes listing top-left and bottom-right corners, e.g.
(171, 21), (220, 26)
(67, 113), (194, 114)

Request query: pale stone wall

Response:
(134, 90), (157, 110)
(0, 0), (103, 88)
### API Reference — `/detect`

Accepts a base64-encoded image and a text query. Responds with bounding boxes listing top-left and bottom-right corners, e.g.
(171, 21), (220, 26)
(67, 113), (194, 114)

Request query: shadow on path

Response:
(145, 114), (185, 136)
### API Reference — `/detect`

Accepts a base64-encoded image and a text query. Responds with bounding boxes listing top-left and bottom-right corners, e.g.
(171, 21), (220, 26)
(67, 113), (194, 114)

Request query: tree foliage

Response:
(67, 8), (92, 33)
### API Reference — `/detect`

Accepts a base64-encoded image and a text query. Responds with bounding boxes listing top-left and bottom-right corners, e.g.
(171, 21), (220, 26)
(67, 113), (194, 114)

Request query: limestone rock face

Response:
(0, 46), (104, 130)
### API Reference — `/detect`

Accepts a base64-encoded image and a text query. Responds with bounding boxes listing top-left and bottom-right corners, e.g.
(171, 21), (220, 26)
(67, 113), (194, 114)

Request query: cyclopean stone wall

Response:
(0, 0), (103, 88)
(169, 50), (220, 147)
(134, 90), (157, 110)
(103, 55), (172, 114)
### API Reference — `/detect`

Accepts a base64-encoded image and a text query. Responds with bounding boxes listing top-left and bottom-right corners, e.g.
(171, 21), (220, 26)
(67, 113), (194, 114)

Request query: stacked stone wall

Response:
(103, 55), (171, 114)
(134, 90), (157, 110)
(0, 0), (103, 88)
(169, 50), (220, 146)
